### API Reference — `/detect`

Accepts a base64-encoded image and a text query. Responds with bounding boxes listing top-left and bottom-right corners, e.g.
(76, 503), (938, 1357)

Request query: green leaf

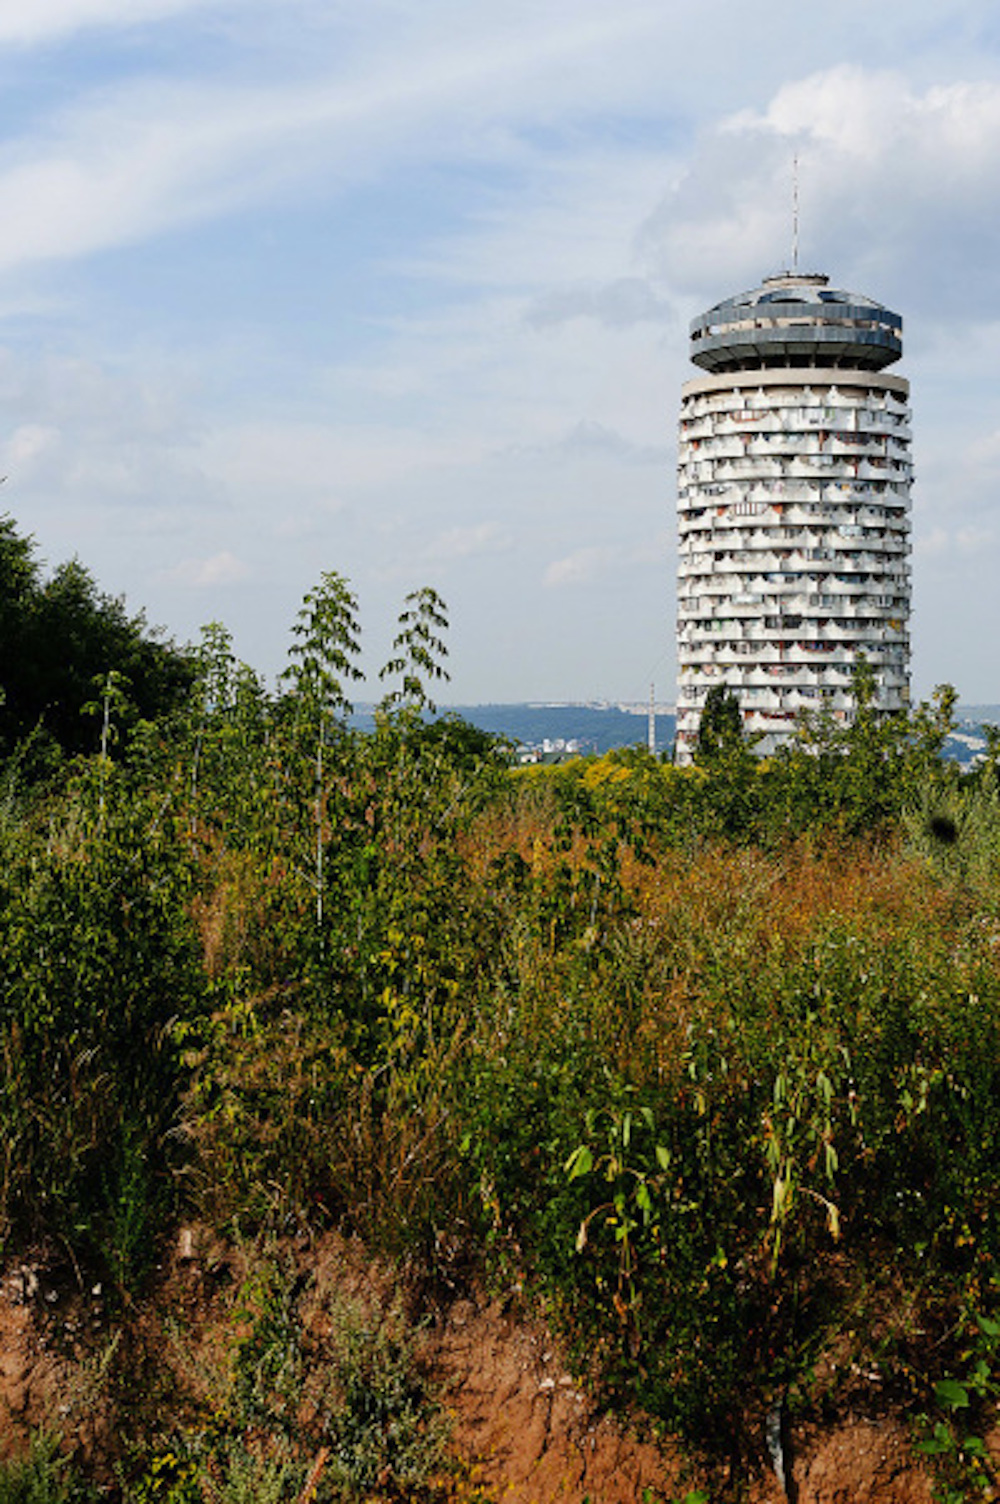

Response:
(916, 1421), (955, 1456)
(934, 1377), (970, 1410)
(916, 1436), (953, 1457)
(565, 1145), (593, 1180)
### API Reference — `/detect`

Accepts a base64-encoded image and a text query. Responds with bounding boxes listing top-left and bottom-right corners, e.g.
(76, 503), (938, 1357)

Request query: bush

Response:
(0, 1433), (87, 1504)
(0, 776), (204, 1282)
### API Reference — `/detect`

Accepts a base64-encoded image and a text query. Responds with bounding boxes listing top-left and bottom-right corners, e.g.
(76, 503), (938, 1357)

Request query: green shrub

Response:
(0, 778), (204, 1281)
(0, 1433), (86, 1504)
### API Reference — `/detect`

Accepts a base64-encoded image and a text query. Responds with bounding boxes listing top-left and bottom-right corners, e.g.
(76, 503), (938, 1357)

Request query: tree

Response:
(0, 513), (38, 630)
(280, 572), (363, 930)
(182, 623), (273, 843)
(377, 587), (450, 716)
(282, 571), (363, 727)
(691, 684), (761, 837)
(905, 682), (958, 787)
(0, 515), (194, 763)
(694, 685), (746, 767)
(81, 669), (133, 817)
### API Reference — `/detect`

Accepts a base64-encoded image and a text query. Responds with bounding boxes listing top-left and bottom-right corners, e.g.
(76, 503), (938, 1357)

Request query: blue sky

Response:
(3, 0), (1000, 703)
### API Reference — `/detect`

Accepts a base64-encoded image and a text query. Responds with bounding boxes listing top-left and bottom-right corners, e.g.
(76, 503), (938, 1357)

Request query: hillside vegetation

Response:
(2, 537), (1000, 1500)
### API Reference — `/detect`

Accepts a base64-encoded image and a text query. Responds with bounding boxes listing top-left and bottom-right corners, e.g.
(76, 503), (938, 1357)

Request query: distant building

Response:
(675, 270), (912, 762)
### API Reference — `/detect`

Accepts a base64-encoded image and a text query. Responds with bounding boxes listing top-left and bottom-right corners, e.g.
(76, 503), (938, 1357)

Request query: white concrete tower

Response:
(675, 271), (912, 762)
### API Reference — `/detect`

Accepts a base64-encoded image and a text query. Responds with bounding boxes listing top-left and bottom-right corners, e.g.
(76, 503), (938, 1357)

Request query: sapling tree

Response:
(281, 572), (363, 928)
(377, 587), (450, 716)
(904, 682), (959, 793)
(834, 655), (911, 831)
(283, 572), (363, 722)
(368, 588), (498, 1041)
(226, 659), (272, 848)
(194, 621), (237, 717)
(188, 621), (236, 824)
(980, 723), (1000, 790)
(81, 668), (132, 817)
(181, 619), (279, 850)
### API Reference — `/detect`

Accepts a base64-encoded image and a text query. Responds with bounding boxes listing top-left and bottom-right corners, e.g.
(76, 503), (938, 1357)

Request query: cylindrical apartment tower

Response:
(675, 271), (912, 762)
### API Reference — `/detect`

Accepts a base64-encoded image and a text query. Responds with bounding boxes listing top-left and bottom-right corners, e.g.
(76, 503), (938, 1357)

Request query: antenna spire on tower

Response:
(792, 152), (800, 273)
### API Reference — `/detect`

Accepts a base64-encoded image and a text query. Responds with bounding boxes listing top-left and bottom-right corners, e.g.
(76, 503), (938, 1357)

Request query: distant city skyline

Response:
(2, 2), (1000, 703)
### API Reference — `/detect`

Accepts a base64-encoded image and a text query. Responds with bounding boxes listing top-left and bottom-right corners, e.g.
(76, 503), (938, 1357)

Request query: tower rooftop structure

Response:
(675, 269), (912, 762)
(689, 272), (903, 374)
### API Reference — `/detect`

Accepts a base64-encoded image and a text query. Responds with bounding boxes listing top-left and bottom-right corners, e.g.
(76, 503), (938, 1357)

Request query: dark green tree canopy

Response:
(0, 514), (194, 761)
(694, 684), (746, 766)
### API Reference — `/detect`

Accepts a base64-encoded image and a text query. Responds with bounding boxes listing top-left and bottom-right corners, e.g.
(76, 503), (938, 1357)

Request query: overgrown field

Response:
(3, 582), (1000, 1499)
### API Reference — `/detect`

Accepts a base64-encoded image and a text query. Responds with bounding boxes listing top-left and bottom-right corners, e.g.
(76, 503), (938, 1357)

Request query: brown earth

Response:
(430, 1289), (936, 1504)
(0, 1234), (951, 1502)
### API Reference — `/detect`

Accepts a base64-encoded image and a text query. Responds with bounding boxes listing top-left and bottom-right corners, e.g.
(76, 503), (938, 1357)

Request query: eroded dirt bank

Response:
(0, 1231), (947, 1502)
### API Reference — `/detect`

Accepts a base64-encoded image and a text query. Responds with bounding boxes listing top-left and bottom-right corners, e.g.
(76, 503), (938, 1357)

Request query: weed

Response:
(0, 1433), (83, 1504)
(916, 1311), (1000, 1501)
(204, 1440), (302, 1504)
(125, 1447), (201, 1504)
(319, 1292), (449, 1498)
(127, 1253), (448, 1504)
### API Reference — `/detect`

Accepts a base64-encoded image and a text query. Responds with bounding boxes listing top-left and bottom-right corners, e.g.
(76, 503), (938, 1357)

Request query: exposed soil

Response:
(0, 1233), (948, 1501)
(429, 1288), (936, 1504)
(431, 1290), (682, 1502)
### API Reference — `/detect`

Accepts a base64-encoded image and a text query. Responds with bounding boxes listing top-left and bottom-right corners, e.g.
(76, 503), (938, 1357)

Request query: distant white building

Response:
(675, 271), (912, 762)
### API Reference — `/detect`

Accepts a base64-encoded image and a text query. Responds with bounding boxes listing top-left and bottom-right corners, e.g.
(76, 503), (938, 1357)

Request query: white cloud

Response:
(738, 67), (1000, 168)
(544, 546), (616, 587)
(167, 550), (251, 586)
(503, 419), (670, 466)
(543, 535), (664, 587)
(967, 427), (1000, 470)
(525, 277), (675, 330)
(914, 527), (950, 559)
(0, 6), (677, 279)
(0, 7), (993, 291)
(0, 0), (223, 45)
(640, 66), (1000, 316)
(195, 419), (482, 504)
(555, 419), (668, 465)
(0, 348), (189, 438)
(419, 523), (512, 564)
(3, 423), (62, 474)
(957, 525), (995, 552)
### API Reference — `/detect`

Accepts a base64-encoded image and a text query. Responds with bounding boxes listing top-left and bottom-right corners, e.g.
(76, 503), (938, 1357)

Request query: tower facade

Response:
(675, 271), (912, 762)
